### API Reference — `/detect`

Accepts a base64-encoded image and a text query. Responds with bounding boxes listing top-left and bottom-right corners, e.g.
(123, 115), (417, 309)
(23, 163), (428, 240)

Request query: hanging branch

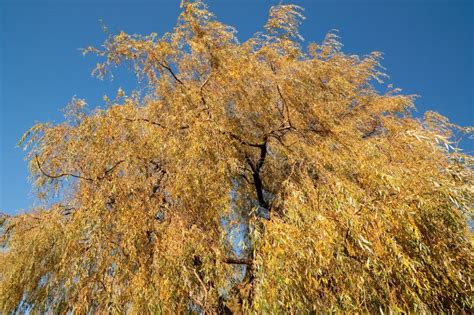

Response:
(35, 154), (94, 181)
(35, 154), (125, 182)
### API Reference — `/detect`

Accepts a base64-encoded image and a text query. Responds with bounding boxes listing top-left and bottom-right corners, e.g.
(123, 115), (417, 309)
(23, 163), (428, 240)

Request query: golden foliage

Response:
(1, 1), (473, 313)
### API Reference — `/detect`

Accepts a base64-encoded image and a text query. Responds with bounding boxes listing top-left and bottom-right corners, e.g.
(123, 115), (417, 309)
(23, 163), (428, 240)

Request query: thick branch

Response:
(222, 257), (252, 265)
(224, 131), (274, 210)
(245, 138), (270, 210)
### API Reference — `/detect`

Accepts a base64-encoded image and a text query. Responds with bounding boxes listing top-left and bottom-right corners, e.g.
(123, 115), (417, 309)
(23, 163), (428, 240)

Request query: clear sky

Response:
(1, 0), (472, 215)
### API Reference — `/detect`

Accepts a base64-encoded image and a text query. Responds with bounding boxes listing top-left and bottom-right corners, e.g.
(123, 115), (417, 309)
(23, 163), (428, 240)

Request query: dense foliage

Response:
(1, 1), (473, 313)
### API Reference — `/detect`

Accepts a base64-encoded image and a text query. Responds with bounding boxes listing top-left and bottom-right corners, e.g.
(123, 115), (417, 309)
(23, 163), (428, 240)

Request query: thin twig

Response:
(124, 117), (167, 129)
(200, 73), (212, 106)
(96, 160), (126, 180)
(159, 62), (184, 85)
(125, 117), (189, 130)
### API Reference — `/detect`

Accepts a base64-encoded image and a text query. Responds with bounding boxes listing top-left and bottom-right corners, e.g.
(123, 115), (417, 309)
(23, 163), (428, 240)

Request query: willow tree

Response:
(1, 1), (473, 313)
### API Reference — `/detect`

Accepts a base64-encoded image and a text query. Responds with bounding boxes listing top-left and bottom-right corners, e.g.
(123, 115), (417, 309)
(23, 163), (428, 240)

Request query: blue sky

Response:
(1, 0), (472, 215)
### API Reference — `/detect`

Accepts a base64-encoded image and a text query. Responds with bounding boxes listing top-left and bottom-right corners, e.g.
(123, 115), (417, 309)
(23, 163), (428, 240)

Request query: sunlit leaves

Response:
(1, 0), (473, 313)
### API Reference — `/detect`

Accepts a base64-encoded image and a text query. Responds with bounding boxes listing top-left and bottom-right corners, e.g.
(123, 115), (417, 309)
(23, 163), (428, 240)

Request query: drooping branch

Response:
(35, 154), (125, 182)
(35, 154), (94, 181)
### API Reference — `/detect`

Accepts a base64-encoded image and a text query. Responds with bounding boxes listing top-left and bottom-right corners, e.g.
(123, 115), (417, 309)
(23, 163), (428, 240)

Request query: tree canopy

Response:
(1, 1), (473, 313)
